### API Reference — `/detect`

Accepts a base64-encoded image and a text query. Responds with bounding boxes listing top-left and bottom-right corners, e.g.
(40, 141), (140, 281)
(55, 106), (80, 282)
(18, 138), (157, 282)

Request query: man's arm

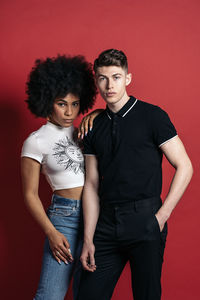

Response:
(80, 155), (100, 272)
(155, 136), (193, 230)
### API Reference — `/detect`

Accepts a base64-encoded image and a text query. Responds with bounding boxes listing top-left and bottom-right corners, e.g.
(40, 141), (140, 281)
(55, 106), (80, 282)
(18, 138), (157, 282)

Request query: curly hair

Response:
(26, 55), (97, 117)
(94, 49), (128, 73)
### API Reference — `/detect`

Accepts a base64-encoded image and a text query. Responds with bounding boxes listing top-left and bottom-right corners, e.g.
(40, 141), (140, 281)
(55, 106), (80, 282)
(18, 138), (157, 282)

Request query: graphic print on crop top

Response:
(53, 136), (84, 174)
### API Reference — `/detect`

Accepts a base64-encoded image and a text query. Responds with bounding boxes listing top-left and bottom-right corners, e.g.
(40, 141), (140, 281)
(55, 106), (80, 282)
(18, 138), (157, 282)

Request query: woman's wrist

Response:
(45, 226), (57, 238)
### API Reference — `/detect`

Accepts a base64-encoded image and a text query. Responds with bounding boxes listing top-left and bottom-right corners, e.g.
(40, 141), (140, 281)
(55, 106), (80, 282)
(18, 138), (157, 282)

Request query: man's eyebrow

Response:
(97, 74), (107, 77)
(97, 73), (122, 77)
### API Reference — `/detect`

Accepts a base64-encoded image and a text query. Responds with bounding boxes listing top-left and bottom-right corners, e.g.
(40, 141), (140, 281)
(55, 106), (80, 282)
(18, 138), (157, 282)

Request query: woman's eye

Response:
(58, 103), (65, 107)
(73, 102), (80, 107)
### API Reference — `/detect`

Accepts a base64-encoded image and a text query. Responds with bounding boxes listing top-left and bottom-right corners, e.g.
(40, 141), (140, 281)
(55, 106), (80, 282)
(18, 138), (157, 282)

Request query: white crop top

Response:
(21, 121), (85, 191)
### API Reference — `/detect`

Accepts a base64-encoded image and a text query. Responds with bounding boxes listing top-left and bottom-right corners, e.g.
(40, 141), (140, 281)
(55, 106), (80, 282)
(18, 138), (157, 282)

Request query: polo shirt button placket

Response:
(111, 114), (118, 152)
(114, 206), (120, 223)
(112, 115), (117, 134)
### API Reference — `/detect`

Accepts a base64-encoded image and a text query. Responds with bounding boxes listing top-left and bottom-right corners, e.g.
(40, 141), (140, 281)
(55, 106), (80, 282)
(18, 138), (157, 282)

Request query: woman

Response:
(21, 55), (97, 300)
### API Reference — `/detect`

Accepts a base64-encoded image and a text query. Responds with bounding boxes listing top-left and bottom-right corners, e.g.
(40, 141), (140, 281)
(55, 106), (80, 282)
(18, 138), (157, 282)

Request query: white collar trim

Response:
(106, 98), (138, 120)
(122, 99), (138, 117)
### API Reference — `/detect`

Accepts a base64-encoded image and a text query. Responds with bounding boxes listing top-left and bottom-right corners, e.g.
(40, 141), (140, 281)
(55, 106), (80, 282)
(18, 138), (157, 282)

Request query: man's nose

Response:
(107, 79), (113, 90)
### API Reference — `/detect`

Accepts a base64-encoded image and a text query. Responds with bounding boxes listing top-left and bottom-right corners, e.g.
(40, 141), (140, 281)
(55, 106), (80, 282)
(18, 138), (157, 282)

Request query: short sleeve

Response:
(21, 132), (43, 163)
(83, 132), (96, 155)
(152, 107), (177, 147)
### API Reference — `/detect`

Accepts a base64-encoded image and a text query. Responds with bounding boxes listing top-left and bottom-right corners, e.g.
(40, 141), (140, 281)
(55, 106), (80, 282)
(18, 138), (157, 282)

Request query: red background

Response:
(1, 0), (199, 299)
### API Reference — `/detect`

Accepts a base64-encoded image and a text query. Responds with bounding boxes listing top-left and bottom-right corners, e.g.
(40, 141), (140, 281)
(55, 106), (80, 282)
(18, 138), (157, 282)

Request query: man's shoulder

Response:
(92, 109), (107, 126)
(137, 99), (161, 112)
(136, 99), (168, 119)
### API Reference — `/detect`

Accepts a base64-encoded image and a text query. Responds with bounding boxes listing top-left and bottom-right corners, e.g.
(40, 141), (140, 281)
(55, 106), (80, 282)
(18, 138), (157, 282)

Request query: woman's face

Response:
(49, 93), (80, 127)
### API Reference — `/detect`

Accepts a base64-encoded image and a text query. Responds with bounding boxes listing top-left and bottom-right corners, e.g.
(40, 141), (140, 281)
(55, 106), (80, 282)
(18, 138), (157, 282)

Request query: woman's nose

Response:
(65, 105), (72, 115)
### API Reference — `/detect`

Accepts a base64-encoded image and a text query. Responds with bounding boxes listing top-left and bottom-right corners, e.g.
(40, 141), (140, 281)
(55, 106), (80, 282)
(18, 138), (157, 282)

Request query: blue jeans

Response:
(34, 194), (83, 300)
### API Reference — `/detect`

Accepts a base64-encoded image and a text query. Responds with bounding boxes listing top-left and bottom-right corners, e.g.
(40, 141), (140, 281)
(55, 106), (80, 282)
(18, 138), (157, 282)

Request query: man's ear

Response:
(125, 73), (132, 86)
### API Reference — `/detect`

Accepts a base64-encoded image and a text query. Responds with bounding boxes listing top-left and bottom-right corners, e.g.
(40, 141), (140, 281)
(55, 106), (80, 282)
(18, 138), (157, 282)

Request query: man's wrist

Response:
(156, 208), (171, 223)
(84, 237), (94, 244)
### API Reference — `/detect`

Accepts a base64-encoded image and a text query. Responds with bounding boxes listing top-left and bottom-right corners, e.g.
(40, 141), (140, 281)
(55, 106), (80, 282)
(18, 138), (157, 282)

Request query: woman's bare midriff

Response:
(54, 186), (83, 200)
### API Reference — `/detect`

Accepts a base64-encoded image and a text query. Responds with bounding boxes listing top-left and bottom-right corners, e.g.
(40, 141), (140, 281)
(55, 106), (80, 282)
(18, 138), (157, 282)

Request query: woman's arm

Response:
(21, 157), (73, 264)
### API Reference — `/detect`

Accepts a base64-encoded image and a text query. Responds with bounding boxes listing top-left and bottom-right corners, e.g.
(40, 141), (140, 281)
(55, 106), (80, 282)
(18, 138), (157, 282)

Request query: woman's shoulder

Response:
(23, 124), (46, 144)
(21, 125), (47, 162)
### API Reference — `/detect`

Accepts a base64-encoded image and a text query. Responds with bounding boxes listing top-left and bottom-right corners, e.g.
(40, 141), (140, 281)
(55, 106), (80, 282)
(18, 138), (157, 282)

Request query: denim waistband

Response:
(51, 194), (81, 208)
(100, 197), (162, 211)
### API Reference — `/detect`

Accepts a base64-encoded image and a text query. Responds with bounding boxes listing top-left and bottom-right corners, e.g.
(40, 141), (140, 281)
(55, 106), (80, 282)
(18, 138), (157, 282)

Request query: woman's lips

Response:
(63, 119), (73, 123)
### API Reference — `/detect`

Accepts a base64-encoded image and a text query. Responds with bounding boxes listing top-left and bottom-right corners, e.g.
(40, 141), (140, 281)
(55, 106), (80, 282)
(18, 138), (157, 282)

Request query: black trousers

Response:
(78, 197), (167, 300)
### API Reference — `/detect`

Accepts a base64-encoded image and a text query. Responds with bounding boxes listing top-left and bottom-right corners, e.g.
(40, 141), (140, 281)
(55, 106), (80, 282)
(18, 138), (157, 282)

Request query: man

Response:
(78, 49), (193, 300)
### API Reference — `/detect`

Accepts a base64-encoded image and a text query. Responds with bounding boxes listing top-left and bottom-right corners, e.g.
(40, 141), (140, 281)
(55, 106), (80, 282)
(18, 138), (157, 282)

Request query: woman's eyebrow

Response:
(55, 99), (80, 103)
(55, 99), (67, 102)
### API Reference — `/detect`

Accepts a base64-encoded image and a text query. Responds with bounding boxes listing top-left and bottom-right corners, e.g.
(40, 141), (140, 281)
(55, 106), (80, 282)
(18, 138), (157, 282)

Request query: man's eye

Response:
(114, 76), (120, 80)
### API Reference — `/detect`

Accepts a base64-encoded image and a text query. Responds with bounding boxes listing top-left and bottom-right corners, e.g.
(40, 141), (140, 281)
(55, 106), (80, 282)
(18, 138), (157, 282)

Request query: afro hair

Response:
(26, 55), (97, 117)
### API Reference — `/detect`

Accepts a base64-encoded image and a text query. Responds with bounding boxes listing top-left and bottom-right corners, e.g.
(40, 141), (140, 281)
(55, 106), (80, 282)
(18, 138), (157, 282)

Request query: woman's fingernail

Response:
(90, 127), (92, 131)
(85, 132), (87, 136)
(58, 261), (61, 265)
(65, 261), (68, 265)
(81, 134), (84, 139)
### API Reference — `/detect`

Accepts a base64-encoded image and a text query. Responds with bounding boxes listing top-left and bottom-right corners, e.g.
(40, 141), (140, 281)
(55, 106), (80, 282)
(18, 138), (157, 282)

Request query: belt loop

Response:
(51, 194), (55, 207)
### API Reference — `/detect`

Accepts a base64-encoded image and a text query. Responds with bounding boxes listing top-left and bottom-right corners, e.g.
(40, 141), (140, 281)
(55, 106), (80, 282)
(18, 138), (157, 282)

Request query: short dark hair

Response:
(93, 49), (128, 73)
(26, 55), (97, 118)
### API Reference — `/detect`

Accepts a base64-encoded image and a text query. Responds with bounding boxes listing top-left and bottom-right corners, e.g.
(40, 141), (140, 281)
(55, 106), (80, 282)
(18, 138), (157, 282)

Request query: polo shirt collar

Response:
(106, 96), (137, 119)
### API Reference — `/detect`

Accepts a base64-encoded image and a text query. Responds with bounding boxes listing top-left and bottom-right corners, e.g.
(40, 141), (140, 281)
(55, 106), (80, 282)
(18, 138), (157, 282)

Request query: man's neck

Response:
(107, 92), (130, 113)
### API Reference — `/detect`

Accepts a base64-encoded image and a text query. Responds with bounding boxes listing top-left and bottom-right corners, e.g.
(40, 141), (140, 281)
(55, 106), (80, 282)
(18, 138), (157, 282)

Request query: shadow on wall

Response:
(0, 101), (54, 299)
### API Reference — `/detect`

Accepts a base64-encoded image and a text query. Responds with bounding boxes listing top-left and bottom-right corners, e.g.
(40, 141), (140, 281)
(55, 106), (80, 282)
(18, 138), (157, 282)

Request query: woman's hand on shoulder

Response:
(47, 229), (73, 265)
(78, 109), (104, 139)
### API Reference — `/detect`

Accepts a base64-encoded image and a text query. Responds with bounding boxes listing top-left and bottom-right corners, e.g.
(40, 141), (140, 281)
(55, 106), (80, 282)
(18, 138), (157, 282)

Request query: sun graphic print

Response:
(52, 136), (84, 174)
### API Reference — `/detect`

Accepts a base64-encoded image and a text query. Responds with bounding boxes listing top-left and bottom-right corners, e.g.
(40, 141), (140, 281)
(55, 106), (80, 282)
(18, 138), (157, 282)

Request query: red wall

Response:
(1, 0), (199, 299)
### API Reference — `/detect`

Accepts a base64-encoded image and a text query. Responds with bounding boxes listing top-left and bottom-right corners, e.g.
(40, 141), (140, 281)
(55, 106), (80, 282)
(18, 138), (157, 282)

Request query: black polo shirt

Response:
(84, 96), (177, 204)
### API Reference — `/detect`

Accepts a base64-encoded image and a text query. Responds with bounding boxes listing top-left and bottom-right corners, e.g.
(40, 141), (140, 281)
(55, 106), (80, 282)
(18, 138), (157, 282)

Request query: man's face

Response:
(95, 65), (131, 105)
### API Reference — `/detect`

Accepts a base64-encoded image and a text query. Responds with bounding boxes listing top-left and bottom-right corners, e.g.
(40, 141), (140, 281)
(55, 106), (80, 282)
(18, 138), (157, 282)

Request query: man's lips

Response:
(105, 92), (116, 97)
